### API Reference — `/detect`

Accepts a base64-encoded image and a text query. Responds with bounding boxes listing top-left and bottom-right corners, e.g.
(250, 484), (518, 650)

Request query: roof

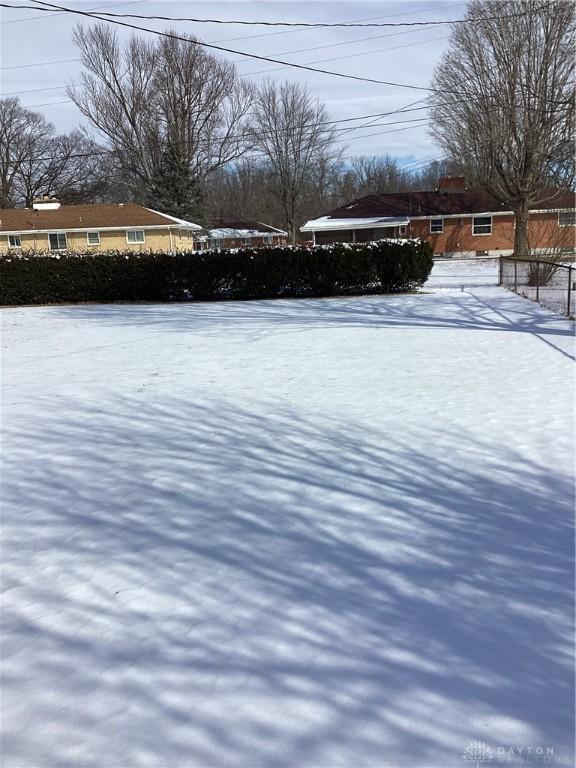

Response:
(301, 186), (576, 231)
(206, 220), (288, 238)
(302, 216), (409, 232)
(0, 202), (202, 233)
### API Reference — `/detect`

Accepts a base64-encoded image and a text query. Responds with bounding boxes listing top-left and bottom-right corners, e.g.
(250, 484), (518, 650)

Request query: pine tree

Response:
(148, 142), (204, 222)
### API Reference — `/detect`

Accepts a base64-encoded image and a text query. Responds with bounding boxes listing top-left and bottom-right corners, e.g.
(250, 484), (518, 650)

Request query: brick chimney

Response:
(438, 176), (466, 194)
(32, 195), (61, 211)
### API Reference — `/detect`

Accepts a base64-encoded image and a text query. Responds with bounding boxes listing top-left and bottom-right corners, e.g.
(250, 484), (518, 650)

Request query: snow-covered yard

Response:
(1, 288), (574, 768)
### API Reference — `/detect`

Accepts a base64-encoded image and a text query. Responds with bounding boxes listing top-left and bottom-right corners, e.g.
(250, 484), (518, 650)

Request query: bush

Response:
(0, 240), (433, 306)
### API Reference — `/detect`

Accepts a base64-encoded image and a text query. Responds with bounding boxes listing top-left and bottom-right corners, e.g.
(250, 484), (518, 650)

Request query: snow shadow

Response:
(48, 288), (575, 347)
(2, 398), (574, 767)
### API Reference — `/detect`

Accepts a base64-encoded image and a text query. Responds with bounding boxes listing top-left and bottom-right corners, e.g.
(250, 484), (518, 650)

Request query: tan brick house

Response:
(0, 199), (202, 253)
(301, 177), (576, 258)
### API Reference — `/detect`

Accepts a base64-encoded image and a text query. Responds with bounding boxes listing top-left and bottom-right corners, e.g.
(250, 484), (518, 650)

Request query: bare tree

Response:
(0, 98), (107, 208)
(68, 23), (254, 220)
(0, 98), (48, 207)
(15, 130), (108, 207)
(252, 81), (339, 242)
(429, 0), (575, 256)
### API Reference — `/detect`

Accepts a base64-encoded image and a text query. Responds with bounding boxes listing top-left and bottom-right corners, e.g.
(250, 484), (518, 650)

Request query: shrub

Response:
(0, 240), (433, 306)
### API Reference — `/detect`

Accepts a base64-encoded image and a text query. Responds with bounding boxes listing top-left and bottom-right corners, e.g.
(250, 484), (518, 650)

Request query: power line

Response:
(23, 114), (433, 161)
(2, 36), (447, 95)
(0, 7), (453, 70)
(3, 84), (71, 96)
(0, 57), (80, 70)
(23, 1), (549, 29)
(21, 99), (73, 108)
(238, 36), (447, 78)
(209, 3), (463, 45)
(5, 1), (472, 96)
(333, 122), (433, 144)
(0, 0), (143, 24)
(230, 21), (452, 65)
(5, 1), (560, 106)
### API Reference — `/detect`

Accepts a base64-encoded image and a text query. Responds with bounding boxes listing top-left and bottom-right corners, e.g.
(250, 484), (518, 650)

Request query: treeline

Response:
(0, 22), (457, 240)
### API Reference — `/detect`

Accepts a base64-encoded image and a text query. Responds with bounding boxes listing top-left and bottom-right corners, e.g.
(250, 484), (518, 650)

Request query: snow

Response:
(208, 225), (288, 239)
(426, 257), (500, 288)
(300, 215), (410, 231)
(143, 208), (204, 230)
(1, 287), (574, 768)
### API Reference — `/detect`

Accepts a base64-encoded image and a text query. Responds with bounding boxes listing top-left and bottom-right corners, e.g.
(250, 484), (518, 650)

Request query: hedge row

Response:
(0, 240), (433, 305)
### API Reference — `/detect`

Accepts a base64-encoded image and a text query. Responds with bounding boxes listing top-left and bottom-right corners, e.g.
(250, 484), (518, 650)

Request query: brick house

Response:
(0, 199), (202, 253)
(301, 177), (576, 258)
(196, 220), (288, 250)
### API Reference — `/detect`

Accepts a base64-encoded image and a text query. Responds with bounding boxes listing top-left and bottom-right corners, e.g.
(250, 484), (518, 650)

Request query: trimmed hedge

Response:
(0, 240), (433, 306)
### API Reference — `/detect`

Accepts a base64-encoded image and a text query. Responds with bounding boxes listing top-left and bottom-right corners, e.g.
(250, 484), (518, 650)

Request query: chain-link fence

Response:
(425, 257), (500, 288)
(424, 255), (575, 318)
(500, 257), (575, 318)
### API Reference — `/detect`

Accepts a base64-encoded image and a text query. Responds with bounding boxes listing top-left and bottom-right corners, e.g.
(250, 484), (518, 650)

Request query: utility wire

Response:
(238, 36), (447, 77)
(2, 36), (447, 95)
(205, 2), (463, 44)
(0, 1), (508, 96)
(22, 1), (551, 28)
(0, 8), (453, 70)
(0, 57), (80, 70)
(23, 114), (434, 162)
(0, 0), (143, 23)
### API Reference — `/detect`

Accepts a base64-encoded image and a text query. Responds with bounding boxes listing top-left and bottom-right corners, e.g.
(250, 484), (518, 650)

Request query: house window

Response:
(264, 234), (273, 244)
(473, 216), (492, 235)
(430, 218), (444, 234)
(7, 234), (21, 248)
(126, 230), (145, 244)
(558, 210), (576, 227)
(211, 239), (222, 249)
(86, 231), (100, 246)
(48, 232), (67, 251)
(398, 225), (407, 236)
(241, 237), (251, 246)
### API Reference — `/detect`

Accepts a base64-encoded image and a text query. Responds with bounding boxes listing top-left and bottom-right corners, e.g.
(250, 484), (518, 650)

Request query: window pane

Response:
(8, 234), (21, 247)
(473, 216), (492, 235)
(87, 232), (100, 245)
(559, 211), (576, 226)
(430, 219), (443, 233)
(49, 233), (67, 250)
(127, 230), (145, 243)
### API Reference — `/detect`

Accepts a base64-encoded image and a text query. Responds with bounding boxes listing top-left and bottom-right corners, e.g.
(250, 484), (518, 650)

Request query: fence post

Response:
(567, 266), (573, 318)
(514, 260), (517, 292)
(498, 256), (503, 285)
(536, 261), (540, 303)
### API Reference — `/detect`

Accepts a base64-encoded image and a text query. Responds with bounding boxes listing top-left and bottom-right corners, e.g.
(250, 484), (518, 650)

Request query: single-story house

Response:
(0, 199), (202, 253)
(301, 177), (576, 258)
(195, 220), (288, 250)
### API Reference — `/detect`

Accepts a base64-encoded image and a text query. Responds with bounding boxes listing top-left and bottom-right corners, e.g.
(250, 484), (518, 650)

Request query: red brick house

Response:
(301, 177), (576, 258)
(196, 220), (288, 250)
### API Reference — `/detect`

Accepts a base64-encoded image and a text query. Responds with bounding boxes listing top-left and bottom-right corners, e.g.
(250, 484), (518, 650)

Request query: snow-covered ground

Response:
(1, 288), (574, 768)
(425, 257), (500, 288)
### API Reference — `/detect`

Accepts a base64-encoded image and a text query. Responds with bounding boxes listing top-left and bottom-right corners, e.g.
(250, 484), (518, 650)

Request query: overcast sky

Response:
(0, 0), (467, 168)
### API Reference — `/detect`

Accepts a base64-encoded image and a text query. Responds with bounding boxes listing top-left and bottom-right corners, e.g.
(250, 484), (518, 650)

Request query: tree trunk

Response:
(513, 202), (530, 258)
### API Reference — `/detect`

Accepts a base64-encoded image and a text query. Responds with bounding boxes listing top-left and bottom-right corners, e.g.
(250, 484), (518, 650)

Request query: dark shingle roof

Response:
(322, 187), (576, 220)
